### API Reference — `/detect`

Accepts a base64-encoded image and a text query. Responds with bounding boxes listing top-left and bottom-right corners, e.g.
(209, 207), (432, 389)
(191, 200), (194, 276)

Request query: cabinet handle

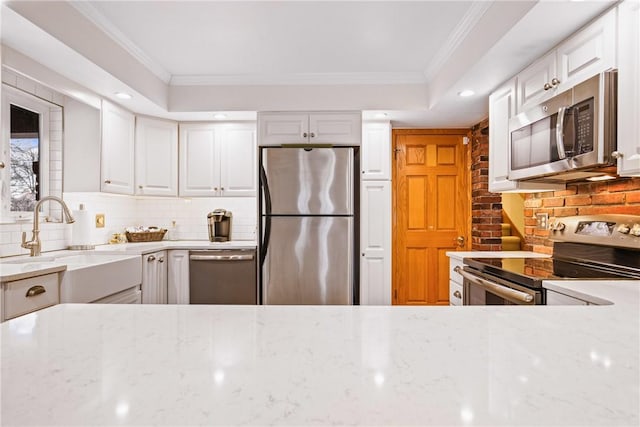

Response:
(551, 77), (560, 86)
(104, 179), (112, 184)
(148, 255), (156, 262)
(303, 132), (308, 138)
(0, 161), (5, 169)
(453, 290), (462, 299)
(214, 187), (218, 191)
(611, 151), (624, 159)
(543, 83), (552, 91)
(138, 185), (143, 189)
(158, 257), (164, 263)
(26, 285), (46, 297)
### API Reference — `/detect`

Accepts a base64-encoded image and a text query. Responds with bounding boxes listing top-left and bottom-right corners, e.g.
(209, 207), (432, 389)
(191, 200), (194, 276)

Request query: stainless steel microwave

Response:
(508, 70), (617, 182)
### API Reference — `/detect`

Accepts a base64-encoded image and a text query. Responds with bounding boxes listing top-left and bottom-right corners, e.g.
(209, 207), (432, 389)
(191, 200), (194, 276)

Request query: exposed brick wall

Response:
(470, 119), (502, 251)
(524, 177), (640, 254)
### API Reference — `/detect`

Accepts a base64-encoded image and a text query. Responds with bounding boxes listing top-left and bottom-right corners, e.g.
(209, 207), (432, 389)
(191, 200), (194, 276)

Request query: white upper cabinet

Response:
(489, 79), (564, 193)
(179, 122), (257, 197)
(101, 100), (135, 194)
(616, 0), (640, 177)
(135, 116), (178, 196)
(258, 111), (361, 146)
(516, 8), (617, 113)
(179, 123), (218, 197)
(219, 124), (257, 197)
(361, 121), (391, 181)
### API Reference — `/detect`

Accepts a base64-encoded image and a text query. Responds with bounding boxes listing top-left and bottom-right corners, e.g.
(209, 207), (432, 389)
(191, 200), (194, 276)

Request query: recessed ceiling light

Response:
(458, 90), (475, 97)
(374, 112), (387, 119)
(213, 113), (227, 120)
(114, 92), (132, 100)
(586, 175), (617, 181)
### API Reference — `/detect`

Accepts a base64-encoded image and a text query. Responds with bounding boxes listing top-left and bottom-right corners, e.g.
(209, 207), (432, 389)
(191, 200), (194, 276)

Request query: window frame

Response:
(1, 85), (51, 223)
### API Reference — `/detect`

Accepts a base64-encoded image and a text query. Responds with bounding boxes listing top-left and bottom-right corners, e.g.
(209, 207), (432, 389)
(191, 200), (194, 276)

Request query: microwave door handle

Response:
(454, 267), (534, 304)
(555, 106), (568, 159)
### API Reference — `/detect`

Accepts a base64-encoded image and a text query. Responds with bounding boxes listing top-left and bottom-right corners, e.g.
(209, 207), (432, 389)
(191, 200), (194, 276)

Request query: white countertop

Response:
(446, 250), (550, 260)
(0, 261), (67, 282)
(2, 280), (638, 426)
(93, 239), (257, 254)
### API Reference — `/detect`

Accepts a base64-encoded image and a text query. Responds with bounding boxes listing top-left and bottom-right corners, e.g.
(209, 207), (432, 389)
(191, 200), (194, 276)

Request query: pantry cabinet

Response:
(258, 112), (361, 146)
(616, 0), (640, 177)
(361, 121), (391, 180)
(135, 116), (178, 196)
(101, 100), (135, 194)
(516, 8), (617, 114)
(168, 250), (189, 304)
(142, 251), (167, 304)
(488, 79), (563, 193)
(179, 123), (257, 197)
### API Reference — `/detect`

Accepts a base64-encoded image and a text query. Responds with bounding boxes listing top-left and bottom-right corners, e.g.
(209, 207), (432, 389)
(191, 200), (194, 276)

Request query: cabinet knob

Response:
(551, 77), (561, 86)
(214, 187), (218, 191)
(453, 290), (462, 299)
(303, 132), (308, 138)
(138, 185), (143, 189)
(148, 255), (156, 262)
(104, 179), (112, 184)
(158, 257), (164, 263)
(611, 151), (624, 159)
(309, 132), (316, 138)
(543, 83), (552, 91)
(0, 161), (5, 169)
(220, 187), (224, 191)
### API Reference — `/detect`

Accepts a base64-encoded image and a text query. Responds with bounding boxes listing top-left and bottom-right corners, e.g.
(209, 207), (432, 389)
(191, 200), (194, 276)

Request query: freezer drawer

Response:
(189, 250), (257, 304)
(262, 216), (353, 305)
(261, 147), (353, 215)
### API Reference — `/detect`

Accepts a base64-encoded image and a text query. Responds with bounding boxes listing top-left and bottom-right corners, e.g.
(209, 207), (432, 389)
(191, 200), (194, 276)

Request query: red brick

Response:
(591, 193), (626, 205)
(533, 246), (553, 255)
(578, 205), (640, 215)
(554, 207), (579, 217)
(565, 195), (592, 206)
(534, 228), (550, 237)
(542, 197), (564, 207)
(554, 187), (578, 197)
(524, 199), (542, 208)
(607, 178), (640, 193)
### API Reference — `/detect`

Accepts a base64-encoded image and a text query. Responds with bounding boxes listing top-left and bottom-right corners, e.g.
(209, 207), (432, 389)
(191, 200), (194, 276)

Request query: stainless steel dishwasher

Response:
(189, 249), (257, 304)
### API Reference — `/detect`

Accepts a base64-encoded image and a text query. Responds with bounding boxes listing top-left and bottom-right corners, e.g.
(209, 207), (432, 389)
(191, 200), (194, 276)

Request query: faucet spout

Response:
(21, 196), (76, 257)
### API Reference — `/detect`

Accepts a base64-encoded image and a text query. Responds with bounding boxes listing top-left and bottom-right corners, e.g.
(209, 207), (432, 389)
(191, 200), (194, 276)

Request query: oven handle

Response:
(454, 266), (534, 304)
(190, 254), (254, 261)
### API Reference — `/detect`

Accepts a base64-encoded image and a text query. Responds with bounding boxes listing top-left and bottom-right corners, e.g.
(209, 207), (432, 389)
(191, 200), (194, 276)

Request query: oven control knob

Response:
(616, 224), (631, 235)
(551, 221), (565, 231)
(630, 224), (640, 237)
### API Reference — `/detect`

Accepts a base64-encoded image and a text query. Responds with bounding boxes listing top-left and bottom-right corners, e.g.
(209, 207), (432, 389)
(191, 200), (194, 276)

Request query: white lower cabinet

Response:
(2, 273), (59, 321)
(93, 286), (141, 304)
(546, 289), (589, 306)
(142, 251), (168, 304)
(448, 258), (464, 306)
(168, 250), (190, 304)
(360, 180), (391, 305)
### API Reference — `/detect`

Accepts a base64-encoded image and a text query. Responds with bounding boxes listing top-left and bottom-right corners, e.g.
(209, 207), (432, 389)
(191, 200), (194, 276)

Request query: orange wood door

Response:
(393, 130), (470, 305)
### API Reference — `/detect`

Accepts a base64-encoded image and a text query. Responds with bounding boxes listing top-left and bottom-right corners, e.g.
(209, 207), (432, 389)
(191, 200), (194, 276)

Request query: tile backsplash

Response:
(0, 193), (257, 257)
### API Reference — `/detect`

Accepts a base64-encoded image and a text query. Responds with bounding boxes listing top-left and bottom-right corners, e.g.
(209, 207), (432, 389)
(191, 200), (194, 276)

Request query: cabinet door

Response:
(101, 100), (135, 194)
(168, 250), (189, 304)
(361, 122), (391, 180)
(142, 251), (167, 304)
(219, 124), (257, 197)
(556, 8), (617, 90)
(489, 79), (563, 193)
(179, 123), (219, 197)
(258, 113), (308, 145)
(309, 112), (362, 145)
(617, 0), (640, 176)
(516, 51), (557, 113)
(360, 181), (391, 305)
(157, 251), (168, 304)
(135, 116), (178, 196)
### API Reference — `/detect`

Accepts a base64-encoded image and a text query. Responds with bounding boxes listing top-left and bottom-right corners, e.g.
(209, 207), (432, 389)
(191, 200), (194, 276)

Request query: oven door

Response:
(456, 266), (541, 306)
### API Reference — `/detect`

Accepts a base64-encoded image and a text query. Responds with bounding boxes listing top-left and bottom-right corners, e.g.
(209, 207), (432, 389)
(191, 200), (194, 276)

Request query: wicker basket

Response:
(125, 229), (167, 242)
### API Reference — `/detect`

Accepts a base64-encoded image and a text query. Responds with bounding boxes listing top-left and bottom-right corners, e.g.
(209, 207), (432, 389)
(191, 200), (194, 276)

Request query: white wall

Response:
(63, 97), (101, 192)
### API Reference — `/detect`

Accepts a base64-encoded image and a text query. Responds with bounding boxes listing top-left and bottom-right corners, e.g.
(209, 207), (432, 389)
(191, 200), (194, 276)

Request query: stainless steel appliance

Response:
(259, 146), (358, 305)
(508, 70), (617, 182)
(207, 209), (232, 242)
(189, 249), (257, 304)
(460, 215), (640, 305)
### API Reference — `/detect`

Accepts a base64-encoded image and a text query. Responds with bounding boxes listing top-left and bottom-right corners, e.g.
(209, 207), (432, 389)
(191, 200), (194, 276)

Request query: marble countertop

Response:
(93, 239), (257, 254)
(2, 280), (638, 426)
(446, 250), (550, 260)
(0, 261), (67, 282)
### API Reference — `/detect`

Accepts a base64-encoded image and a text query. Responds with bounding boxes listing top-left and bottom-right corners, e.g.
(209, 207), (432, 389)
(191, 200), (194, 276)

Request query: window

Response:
(1, 84), (58, 222)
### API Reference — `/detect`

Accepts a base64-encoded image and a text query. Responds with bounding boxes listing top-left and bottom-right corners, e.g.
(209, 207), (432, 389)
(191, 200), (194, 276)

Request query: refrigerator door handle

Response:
(259, 163), (272, 266)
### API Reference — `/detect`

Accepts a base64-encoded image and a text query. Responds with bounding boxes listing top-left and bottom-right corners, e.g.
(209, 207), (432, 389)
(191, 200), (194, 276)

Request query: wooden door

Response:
(393, 130), (470, 305)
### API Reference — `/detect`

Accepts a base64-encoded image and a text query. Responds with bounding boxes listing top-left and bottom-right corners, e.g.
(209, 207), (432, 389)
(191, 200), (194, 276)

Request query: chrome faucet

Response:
(21, 196), (75, 257)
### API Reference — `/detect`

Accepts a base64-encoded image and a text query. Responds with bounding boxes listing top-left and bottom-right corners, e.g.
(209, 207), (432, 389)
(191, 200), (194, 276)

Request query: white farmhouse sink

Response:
(56, 253), (142, 303)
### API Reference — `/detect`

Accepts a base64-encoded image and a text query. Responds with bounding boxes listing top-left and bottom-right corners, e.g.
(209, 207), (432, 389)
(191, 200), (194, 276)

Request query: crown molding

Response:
(170, 72), (427, 86)
(422, 0), (493, 81)
(69, 1), (172, 84)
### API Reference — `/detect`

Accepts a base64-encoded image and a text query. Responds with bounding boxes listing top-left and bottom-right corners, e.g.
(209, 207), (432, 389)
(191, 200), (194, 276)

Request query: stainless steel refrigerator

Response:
(259, 147), (358, 305)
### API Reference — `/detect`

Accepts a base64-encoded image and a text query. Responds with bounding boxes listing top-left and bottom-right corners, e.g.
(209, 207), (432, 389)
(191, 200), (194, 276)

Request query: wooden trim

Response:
(392, 129), (470, 136)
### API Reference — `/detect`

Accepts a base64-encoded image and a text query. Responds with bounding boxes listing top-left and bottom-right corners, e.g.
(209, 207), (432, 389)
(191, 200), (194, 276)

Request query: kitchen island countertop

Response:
(1, 280), (638, 426)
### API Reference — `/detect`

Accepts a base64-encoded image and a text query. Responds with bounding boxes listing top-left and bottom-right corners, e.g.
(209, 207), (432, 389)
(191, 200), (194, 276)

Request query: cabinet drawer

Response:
(3, 273), (59, 320)
(449, 280), (463, 306)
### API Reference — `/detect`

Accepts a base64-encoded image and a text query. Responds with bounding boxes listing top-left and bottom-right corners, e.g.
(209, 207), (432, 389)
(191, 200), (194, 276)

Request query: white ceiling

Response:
(1, 0), (617, 127)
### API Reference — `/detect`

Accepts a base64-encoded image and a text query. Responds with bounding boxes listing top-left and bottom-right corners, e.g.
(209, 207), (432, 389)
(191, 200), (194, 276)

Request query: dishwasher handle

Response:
(190, 254), (254, 261)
